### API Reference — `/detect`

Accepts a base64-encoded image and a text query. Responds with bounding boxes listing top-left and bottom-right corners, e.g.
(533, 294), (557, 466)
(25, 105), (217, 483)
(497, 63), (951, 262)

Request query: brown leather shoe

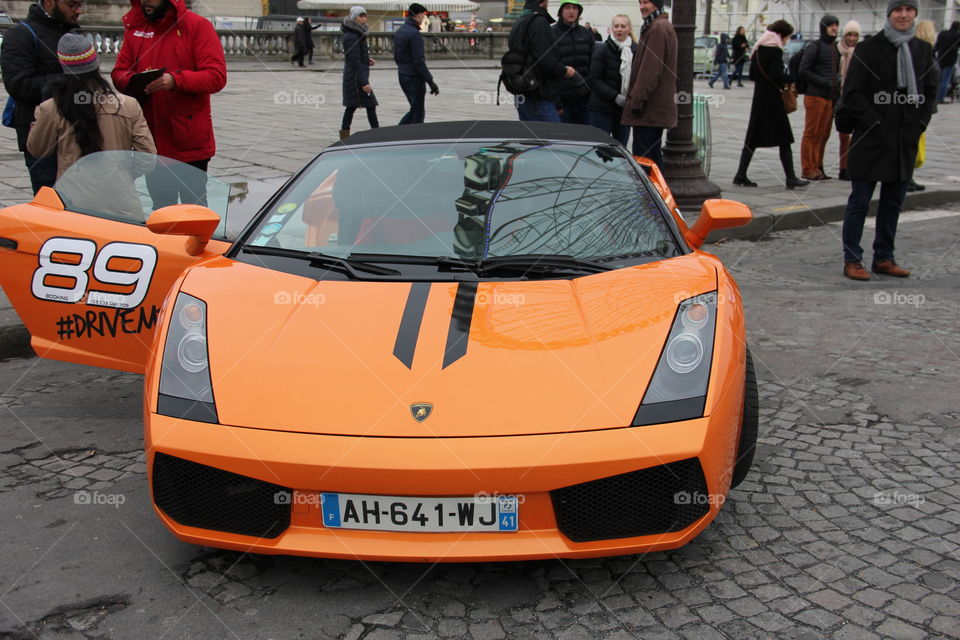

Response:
(844, 262), (871, 281)
(872, 260), (910, 277)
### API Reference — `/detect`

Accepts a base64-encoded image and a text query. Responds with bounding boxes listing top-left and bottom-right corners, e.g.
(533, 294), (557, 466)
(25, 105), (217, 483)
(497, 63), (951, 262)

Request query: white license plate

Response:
(320, 492), (519, 533)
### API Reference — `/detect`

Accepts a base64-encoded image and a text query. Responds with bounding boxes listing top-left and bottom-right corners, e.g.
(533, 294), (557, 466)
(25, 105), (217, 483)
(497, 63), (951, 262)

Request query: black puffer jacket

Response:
(509, 2), (566, 101)
(551, 20), (595, 103)
(0, 3), (74, 151)
(588, 36), (636, 113)
(799, 17), (840, 100)
(934, 25), (960, 67)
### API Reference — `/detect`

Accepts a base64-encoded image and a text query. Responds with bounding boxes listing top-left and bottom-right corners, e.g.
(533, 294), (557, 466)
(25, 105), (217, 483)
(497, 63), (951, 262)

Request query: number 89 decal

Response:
(31, 238), (158, 309)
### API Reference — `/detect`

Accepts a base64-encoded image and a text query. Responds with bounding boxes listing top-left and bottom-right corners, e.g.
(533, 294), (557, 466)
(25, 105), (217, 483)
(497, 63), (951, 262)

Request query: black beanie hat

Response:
(408, 3), (427, 15)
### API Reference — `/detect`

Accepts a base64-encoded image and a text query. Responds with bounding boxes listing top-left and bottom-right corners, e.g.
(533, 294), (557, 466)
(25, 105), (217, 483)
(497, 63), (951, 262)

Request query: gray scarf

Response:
(882, 18), (918, 100)
(344, 18), (368, 34)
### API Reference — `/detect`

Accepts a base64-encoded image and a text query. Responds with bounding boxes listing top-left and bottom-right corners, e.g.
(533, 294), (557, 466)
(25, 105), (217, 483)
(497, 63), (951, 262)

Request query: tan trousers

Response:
(801, 95), (833, 178)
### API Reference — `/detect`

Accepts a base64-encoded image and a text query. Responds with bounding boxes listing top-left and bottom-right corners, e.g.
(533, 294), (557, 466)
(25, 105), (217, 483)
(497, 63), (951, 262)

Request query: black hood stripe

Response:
(392, 282), (431, 369)
(442, 282), (478, 369)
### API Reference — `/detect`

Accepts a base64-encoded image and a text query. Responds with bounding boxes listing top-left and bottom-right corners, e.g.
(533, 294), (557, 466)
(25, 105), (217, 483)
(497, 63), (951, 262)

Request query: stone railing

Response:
(0, 24), (509, 60)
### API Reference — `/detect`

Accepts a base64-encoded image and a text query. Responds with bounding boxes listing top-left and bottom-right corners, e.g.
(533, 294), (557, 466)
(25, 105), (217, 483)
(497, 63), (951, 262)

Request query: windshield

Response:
(241, 141), (680, 272)
(54, 151), (234, 241)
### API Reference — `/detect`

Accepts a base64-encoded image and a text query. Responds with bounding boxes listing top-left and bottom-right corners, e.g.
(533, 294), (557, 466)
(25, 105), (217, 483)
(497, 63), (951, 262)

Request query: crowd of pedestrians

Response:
(2, 0), (957, 282)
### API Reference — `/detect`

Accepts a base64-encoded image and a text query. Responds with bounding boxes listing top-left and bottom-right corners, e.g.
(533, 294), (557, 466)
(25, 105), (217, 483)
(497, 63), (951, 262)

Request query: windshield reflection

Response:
(244, 142), (678, 267)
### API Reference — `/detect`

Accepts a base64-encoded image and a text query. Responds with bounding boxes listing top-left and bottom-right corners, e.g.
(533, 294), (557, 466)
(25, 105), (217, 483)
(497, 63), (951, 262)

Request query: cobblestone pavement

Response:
(0, 206), (956, 639)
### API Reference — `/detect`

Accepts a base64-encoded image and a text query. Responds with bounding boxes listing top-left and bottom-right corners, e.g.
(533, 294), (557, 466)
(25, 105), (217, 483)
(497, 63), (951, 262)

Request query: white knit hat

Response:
(842, 19), (861, 36)
(348, 6), (367, 19)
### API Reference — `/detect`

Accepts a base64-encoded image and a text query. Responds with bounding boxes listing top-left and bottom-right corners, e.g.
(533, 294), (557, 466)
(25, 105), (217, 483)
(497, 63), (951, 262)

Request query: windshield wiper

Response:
(242, 245), (401, 277)
(476, 254), (611, 275)
(347, 252), (479, 272)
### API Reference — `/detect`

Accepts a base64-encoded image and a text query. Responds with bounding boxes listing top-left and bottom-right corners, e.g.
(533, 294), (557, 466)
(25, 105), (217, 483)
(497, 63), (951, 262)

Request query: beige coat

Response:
(27, 93), (157, 220)
(27, 92), (155, 179)
(621, 14), (678, 129)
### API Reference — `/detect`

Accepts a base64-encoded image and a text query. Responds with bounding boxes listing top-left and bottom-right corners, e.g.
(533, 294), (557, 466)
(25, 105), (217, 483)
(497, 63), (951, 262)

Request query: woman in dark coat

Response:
(587, 14), (636, 146)
(733, 20), (809, 189)
(730, 26), (749, 87)
(340, 6), (379, 139)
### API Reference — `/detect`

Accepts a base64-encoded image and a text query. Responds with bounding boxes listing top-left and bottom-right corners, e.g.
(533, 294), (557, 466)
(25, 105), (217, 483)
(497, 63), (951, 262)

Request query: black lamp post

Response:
(661, 0), (722, 211)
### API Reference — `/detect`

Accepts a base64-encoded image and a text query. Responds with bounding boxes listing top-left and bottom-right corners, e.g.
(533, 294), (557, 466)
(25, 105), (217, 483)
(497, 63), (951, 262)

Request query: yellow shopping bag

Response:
(915, 132), (926, 168)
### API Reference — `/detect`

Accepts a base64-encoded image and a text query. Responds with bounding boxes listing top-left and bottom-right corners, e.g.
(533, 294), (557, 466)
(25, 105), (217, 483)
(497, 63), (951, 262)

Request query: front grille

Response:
(152, 453), (292, 539)
(550, 458), (710, 542)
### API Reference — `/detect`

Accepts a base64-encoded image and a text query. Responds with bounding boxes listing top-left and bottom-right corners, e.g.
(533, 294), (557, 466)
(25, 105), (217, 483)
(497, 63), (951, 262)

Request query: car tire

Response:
(730, 346), (758, 488)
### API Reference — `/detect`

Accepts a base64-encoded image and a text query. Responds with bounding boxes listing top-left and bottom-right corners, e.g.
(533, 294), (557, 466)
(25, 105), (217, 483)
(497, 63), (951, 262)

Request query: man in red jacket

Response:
(112, 0), (226, 207)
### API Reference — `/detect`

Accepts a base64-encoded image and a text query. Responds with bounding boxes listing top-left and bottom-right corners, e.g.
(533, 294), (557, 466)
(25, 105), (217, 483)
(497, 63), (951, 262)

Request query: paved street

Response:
(2, 64), (960, 225)
(1, 205), (957, 639)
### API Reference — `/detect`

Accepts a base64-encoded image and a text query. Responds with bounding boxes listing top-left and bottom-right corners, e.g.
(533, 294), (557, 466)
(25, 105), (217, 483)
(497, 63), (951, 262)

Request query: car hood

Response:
(180, 255), (717, 437)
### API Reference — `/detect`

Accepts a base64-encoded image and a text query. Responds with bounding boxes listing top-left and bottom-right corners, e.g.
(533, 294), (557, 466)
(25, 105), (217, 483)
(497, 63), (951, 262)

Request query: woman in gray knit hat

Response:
(27, 33), (155, 179)
(27, 33), (156, 218)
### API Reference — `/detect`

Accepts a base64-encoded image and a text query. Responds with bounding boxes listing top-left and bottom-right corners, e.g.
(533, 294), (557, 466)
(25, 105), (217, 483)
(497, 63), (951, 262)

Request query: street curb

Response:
(0, 323), (32, 360)
(706, 188), (960, 243)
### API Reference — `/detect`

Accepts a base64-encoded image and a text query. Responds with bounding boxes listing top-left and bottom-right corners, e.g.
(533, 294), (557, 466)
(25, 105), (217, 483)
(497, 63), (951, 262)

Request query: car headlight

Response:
(633, 292), (717, 426)
(157, 293), (218, 423)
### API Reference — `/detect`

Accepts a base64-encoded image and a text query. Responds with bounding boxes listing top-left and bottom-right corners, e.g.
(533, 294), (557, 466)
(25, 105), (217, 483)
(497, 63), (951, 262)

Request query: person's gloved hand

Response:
(615, 94), (626, 107)
(428, 80), (439, 96)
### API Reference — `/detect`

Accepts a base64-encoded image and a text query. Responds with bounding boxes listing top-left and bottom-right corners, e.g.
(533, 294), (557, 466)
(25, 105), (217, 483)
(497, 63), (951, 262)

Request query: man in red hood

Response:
(112, 0), (226, 207)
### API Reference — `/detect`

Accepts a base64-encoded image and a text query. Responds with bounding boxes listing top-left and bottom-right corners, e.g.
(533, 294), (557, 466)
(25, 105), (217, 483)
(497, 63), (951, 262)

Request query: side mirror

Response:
(147, 205), (220, 256)
(685, 199), (752, 248)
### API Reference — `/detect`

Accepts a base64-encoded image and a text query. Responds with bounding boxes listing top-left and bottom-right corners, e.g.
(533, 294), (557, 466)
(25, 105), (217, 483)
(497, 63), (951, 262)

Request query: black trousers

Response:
(146, 158), (210, 209)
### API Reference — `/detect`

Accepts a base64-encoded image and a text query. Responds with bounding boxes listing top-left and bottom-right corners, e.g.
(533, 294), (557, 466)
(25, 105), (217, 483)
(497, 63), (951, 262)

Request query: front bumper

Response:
(145, 377), (743, 562)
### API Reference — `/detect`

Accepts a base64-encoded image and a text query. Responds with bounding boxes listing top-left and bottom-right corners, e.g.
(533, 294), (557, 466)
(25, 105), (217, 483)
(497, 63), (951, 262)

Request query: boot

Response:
(838, 168), (849, 181)
(780, 146), (809, 189)
(734, 146), (756, 186)
(733, 174), (758, 187)
(339, 129), (350, 140)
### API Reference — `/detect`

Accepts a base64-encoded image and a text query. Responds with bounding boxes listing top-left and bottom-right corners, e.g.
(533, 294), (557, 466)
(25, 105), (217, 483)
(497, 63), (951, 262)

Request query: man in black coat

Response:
(291, 17), (308, 67)
(508, 0), (574, 122)
(0, 0), (80, 193)
(799, 14), (840, 180)
(840, 0), (937, 280)
(551, 0), (594, 124)
(934, 21), (960, 103)
(394, 3), (439, 125)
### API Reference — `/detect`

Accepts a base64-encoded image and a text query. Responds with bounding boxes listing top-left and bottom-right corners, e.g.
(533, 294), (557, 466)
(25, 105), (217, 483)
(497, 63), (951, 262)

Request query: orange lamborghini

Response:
(0, 122), (756, 561)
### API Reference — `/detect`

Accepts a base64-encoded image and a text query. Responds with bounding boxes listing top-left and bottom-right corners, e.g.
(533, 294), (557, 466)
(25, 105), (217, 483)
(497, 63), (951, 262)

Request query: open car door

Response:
(0, 152), (235, 373)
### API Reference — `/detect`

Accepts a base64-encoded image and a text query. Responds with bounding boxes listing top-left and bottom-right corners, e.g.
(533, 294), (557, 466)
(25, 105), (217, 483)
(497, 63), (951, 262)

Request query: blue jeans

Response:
(588, 109), (630, 146)
(516, 97), (561, 123)
(731, 59), (745, 84)
(559, 100), (590, 125)
(841, 180), (908, 264)
(631, 126), (664, 167)
(398, 74), (426, 125)
(937, 64), (955, 103)
(709, 62), (729, 89)
(24, 151), (57, 195)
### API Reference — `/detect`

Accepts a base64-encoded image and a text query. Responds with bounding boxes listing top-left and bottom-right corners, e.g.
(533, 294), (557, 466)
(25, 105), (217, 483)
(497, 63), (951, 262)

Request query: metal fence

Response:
(0, 24), (510, 59)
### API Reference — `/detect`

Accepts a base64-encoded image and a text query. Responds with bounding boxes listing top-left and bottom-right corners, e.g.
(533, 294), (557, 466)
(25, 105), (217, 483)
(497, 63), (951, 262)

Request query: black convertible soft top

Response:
(330, 121), (616, 147)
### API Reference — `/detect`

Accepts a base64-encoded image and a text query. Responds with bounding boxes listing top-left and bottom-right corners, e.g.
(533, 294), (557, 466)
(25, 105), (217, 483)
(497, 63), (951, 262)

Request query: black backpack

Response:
(499, 13), (541, 97)
(788, 42), (811, 94)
